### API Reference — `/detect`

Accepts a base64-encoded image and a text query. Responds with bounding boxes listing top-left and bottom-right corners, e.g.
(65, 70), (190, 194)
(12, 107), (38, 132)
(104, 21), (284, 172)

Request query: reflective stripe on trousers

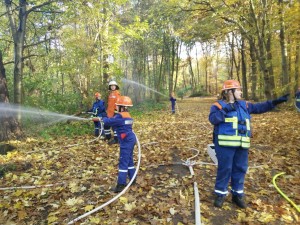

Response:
(117, 135), (136, 185)
(214, 142), (248, 197)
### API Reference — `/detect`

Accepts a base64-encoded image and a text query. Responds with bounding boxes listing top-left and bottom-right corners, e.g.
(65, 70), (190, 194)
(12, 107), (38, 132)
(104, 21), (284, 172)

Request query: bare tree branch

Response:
(26, 0), (58, 15)
(24, 37), (56, 49)
(22, 54), (44, 60)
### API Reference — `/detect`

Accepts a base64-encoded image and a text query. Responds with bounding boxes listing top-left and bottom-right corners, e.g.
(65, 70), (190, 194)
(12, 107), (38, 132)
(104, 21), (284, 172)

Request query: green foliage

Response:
(177, 86), (192, 99)
(189, 90), (210, 97)
(0, 0), (299, 134)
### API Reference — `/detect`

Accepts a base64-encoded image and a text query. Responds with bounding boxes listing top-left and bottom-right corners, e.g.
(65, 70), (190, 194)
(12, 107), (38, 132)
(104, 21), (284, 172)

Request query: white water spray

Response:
(121, 78), (168, 97)
(0, 103), (86, 122)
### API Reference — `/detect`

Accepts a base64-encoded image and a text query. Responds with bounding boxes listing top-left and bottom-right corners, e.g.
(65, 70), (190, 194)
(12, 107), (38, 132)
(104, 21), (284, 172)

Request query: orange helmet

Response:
(116, 96), (133, 107)
(222, 80), (242, 90)
(94, 92), (101, 98)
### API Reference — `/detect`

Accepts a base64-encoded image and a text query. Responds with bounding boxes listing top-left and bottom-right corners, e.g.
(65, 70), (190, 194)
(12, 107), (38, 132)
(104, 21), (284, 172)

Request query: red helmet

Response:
(94, 92), (101, 98)
(222, 80), (242, 90)
(116, 96), (133, 107)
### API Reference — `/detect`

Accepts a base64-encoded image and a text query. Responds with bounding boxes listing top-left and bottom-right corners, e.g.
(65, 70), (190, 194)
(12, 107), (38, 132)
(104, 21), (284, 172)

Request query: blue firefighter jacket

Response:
(89, 100), (107, 117)
(102, 112), (135, 141)
(296, 91), (300, 110)
(209, 100), (275, 149)
(170, 97), (176, 108)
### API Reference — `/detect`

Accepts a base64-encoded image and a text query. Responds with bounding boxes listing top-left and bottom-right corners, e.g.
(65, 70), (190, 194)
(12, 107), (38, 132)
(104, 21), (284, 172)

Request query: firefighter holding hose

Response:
(93, 96), (137, 193)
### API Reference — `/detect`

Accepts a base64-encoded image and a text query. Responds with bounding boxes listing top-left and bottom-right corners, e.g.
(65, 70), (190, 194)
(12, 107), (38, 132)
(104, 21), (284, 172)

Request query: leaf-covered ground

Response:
(0, 97), (299, 224)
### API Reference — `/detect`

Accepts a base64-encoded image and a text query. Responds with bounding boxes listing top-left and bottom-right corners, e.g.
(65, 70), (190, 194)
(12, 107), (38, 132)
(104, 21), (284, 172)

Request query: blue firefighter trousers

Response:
(94, 121), (100, 136)
(94, 121), (105, 136)
(214, 141), (249, 197)
(117, 133), (136, 185)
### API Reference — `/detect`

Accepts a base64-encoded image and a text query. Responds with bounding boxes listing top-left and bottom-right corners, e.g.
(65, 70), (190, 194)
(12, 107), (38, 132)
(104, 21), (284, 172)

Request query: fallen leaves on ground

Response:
(0, 97), (299, 224)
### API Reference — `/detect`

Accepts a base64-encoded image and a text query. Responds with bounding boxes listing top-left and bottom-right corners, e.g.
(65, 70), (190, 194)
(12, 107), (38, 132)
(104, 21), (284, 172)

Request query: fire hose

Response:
(67, 132), (141, 224)
(272, 172), (300, 213)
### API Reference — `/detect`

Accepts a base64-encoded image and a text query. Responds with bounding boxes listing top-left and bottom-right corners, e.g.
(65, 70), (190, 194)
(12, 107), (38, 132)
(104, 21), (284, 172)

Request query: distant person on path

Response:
(87, 92), (107, 138)
(107, 80), (121, 145)
(209, 80), (289, 209)
(101, 96), (137, 193)
(170, 92), (177, 114)
(295, 87), (300, 112)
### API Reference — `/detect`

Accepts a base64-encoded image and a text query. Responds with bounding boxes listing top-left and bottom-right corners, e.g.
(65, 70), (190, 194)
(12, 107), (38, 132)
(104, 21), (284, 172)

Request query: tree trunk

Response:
(101, 2), (110, 102)
(156, 35), (165, 102)
(241, 37), (248, 100)
(195, 46), (200, 92)
(0, 50), (22, 141)
(229, 35), (234, 78)
(249, 41), (258, 101)
(5, 0), (27, 105)
(295, 30), (300, 90)
(169, 38), (176, 95)
(232, 33), (241, 82)
(187, 50), (195, 93)
(205, 60), (208, 93)
(279, 0), (289, 93)
(266, 35), (276, 98)
(249, 0), (275, 99)
(174, 41), (181, 92)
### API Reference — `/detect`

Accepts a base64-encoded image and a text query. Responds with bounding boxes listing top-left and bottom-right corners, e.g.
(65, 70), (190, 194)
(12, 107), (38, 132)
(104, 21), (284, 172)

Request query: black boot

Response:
(232, 195), (247, 208)
(108, 138), (119, 145)
(112, 184), (126, 193)
(104, 135), (111, 141)
(214, 195), (226, 208)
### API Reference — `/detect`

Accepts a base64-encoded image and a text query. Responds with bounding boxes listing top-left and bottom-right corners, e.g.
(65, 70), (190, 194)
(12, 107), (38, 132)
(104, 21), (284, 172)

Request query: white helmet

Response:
(108, 80), (119, 90)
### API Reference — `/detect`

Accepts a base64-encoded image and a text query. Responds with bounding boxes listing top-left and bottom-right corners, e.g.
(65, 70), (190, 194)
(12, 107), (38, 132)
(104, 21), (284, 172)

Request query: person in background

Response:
(101, 96), (137, 193)
(88, 92), (107, 138)
(170, 92), (177, 114)
(209, 80), (289, 209)
(106, 80), (121, 145)
(295, 87), (300, 112)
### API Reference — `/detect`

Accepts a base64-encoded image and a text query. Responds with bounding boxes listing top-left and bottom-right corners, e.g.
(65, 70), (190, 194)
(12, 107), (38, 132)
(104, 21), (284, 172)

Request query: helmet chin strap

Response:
(232, 89), (237, 101)
(228, 89), (236, 102)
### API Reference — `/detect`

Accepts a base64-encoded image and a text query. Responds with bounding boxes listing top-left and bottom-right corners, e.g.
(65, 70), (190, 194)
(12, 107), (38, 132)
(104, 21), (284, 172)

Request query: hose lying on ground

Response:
(272, 172), (300, 213)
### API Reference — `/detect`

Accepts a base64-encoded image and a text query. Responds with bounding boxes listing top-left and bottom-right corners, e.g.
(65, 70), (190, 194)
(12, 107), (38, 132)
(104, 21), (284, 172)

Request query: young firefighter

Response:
(170, 92), (177, 114)
(87, 92), (107, 138)
(101, 96), (136, 193)
(106, 80), (121, 145)
(209, 80), (289, 208)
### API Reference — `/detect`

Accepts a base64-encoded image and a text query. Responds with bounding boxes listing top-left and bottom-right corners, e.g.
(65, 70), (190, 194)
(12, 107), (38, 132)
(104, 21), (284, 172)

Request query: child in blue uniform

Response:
(209, 80), (289, 208)
(170, 92), (176, 114)
(88, 92), (107, 137)
(102, 96), (136, 193)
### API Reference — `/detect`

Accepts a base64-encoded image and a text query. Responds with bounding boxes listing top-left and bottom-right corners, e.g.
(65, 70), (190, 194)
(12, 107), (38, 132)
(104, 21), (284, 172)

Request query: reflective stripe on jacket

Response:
(217, 100), (251, 149)
(91, 100), (107, 117)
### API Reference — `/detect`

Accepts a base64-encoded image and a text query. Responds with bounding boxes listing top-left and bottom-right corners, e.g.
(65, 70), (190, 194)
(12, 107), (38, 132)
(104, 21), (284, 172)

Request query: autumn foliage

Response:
(0, 97), (299, 224)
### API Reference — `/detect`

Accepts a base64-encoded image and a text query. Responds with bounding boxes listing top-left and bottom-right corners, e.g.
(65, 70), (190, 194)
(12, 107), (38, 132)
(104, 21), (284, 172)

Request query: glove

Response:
(272, 94), (289, 106)
(223, 103), (236, 113)
(92, 117), (101, 122)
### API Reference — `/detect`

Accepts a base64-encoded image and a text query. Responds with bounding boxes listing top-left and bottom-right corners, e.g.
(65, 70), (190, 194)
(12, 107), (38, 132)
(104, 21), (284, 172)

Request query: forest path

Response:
(0, 97), (299, 224)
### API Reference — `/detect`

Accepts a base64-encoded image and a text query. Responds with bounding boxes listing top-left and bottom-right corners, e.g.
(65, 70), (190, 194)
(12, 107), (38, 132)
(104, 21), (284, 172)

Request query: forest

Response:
(0, 0), (299, 224)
